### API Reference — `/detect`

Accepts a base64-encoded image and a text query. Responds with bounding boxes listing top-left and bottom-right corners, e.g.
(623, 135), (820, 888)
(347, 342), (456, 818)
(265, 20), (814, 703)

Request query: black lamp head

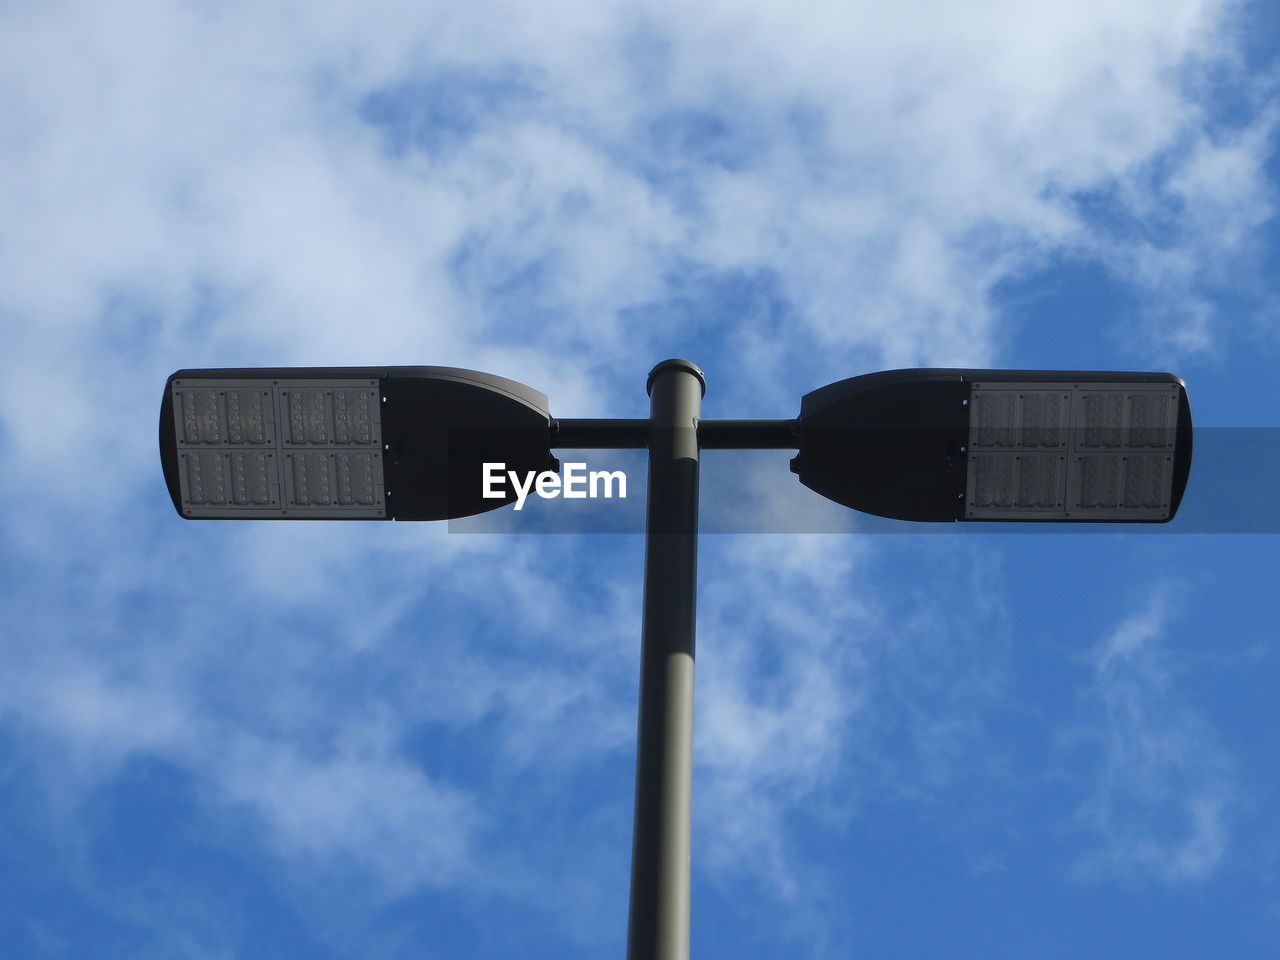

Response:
(792, 369), (1192, 523)
(160, 366), (557, 520)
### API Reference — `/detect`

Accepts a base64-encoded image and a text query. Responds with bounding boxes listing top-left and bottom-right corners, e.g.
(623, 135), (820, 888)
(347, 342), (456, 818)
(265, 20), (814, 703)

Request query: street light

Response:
(159, 366), (558, 520)
(791, 368), (1192, 523)
(160, 360), (1193, 960)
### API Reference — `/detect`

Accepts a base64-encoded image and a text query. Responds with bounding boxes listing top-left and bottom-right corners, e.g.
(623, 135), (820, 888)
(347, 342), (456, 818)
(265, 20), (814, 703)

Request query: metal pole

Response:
(627, 359), (704, 960)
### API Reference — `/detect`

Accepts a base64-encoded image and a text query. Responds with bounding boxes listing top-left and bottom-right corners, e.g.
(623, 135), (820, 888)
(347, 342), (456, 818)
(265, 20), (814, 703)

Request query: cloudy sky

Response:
(2, 0), (1279, 957)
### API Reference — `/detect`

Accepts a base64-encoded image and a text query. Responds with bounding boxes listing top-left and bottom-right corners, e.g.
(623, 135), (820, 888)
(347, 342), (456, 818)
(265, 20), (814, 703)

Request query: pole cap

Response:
(646, 359), (706, 397)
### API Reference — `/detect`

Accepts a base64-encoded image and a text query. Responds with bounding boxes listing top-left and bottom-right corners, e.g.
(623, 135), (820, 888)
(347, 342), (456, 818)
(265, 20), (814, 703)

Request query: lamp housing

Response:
(160, 366), (557, 520)
(791, 369), (1192, 523)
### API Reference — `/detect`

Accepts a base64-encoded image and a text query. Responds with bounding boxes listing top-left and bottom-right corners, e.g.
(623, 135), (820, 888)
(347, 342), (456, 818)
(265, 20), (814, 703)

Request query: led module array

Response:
(965, 381), (1180, 520)
(171, 379), (386, 518)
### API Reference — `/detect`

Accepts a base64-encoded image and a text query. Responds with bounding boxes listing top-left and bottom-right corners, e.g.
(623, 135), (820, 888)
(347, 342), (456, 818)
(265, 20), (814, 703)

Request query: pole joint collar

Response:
(646, 359), (706, 397)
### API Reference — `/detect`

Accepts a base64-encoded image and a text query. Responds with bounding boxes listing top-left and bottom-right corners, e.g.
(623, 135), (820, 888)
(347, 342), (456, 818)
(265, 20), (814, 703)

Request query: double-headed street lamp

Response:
(160, 360), (1193, 960)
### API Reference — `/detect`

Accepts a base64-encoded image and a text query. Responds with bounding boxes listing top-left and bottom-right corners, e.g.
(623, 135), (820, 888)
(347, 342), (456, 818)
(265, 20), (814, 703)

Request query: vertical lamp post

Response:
(161, 360), (1193, 960)
(628, 360), (703, 959)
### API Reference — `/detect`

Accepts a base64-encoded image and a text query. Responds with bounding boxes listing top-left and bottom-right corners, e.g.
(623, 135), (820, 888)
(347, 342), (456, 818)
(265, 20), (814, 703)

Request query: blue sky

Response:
(2, 1), (1279, 957)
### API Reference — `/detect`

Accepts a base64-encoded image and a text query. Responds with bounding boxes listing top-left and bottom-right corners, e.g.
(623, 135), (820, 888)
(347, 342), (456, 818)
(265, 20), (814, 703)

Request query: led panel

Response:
(965, 381), (1180, 520)
(171, 378), (385, 518)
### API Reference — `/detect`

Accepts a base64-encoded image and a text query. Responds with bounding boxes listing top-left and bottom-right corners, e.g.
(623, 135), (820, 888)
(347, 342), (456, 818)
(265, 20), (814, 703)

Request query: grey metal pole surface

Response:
(627, 359), (704, 960)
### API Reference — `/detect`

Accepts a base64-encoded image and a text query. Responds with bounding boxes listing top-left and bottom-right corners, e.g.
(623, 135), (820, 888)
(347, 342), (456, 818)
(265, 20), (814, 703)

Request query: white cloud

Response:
(1, 0), (1271, 439)
(686, 534), (1022, 959)
(695, 535), (872, 897)
(1068, 591), (1233, 882)
(0, 522), (647, 909)
(219, 734), (480, 895)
